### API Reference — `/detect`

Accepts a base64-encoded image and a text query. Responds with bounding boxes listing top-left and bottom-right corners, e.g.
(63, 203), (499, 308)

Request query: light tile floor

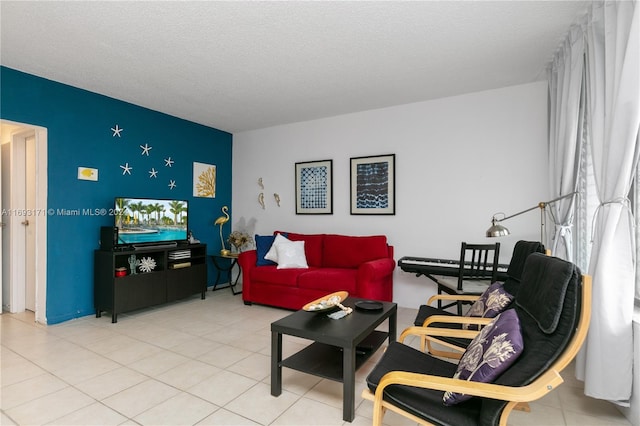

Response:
(0, 289), (632, 426)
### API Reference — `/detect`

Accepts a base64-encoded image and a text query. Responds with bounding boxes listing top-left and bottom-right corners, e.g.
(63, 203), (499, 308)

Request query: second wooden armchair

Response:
(413, 241), (545, 356)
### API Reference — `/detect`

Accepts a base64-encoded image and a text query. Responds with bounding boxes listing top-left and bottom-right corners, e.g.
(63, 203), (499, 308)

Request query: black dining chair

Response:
(434, 242), (501, 315)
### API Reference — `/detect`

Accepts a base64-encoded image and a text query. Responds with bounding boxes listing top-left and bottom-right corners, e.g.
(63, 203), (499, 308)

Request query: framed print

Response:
(295, 159), (333, 214)
(350, 154), (395, 215)
(193, 162), (216, 198)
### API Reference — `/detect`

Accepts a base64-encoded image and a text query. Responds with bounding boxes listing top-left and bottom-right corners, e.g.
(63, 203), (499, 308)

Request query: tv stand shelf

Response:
(94, 243), (207, 323)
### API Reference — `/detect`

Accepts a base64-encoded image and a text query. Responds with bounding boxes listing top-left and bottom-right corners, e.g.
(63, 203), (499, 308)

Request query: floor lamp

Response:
(486, 192), (578, 247)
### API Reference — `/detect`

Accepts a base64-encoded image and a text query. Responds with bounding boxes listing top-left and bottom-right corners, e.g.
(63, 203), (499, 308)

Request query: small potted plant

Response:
(228, 231), (254, 253)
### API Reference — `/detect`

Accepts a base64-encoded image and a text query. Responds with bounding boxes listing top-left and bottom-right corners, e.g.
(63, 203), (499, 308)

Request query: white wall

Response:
(232, 81), (549, 308)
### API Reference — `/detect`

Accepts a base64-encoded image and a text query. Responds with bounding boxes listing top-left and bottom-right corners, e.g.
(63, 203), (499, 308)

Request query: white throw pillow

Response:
(264, 233), (291, 263)
(275, 241), (309, 269)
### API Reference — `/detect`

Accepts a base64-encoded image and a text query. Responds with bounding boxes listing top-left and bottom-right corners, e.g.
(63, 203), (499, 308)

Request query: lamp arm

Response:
(495, 192), (578, 223)
(539, 191), (579, 208)
(498, 204), (543, 222)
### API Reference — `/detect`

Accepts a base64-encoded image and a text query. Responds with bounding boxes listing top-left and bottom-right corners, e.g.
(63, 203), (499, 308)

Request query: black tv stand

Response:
(132, 242), (178, 250)
(94, 243), (207, 323)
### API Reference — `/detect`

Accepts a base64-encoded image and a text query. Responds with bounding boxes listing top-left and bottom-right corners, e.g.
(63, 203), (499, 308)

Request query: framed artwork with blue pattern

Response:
(350, 154), (395, 215)
(295, 159), (333, 214)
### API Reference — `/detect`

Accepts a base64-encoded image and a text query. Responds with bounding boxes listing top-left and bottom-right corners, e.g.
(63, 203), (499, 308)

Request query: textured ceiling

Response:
(1, 1), (590, 133)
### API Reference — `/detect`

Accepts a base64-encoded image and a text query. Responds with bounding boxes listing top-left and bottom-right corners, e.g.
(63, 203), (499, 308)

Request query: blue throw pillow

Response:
(255, 233), (288, 266)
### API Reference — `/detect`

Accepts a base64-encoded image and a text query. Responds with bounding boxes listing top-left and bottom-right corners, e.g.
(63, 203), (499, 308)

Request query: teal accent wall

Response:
(1, 66), (233, 324)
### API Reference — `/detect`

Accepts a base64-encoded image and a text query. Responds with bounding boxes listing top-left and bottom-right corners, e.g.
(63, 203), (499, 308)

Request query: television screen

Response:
(114, 197), (188, 246)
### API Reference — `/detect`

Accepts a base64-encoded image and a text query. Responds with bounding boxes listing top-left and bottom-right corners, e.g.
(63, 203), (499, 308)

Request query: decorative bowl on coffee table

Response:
(302, 291), (349, 312)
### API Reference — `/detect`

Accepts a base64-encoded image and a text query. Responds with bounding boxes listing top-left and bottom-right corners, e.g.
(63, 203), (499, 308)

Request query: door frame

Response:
(2, 120), (48, 323)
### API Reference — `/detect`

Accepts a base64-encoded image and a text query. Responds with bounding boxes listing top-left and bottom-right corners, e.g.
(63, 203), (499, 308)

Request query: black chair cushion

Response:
(366, 341), (482, 426)
(501, 241), (545, 295)
(413, 305), (472, 349)
(516, 253), (574, 333)
(505, 241), (545, 280)
(479, 255), (581, 425)
(414, 305), (457, 326)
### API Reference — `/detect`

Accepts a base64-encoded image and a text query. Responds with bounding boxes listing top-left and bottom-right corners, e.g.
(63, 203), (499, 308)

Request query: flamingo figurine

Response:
(215, 205), (230, 255)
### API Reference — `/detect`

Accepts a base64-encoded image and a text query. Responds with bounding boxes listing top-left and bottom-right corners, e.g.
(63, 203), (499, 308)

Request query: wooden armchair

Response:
(413, 241), (545, 356)
(362, 253), (591, 426)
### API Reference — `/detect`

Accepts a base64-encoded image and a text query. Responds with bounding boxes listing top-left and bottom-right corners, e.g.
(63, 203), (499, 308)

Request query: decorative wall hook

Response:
(258, 192), (265, 209)
(274, 193), (281, 207)
(258, 177), (264, 189)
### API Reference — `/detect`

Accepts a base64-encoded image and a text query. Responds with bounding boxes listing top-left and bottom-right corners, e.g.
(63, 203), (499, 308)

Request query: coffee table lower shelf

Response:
(280, 330), (388, 382)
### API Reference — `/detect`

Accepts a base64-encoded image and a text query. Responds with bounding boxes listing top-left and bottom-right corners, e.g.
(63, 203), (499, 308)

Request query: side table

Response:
(210, 253), (242, 295)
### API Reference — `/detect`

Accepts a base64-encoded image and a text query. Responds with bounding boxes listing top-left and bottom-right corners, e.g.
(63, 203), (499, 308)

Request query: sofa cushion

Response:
(250, 265), (301, 287)
(278, 231), (324, 267)
(323, 235), (388, 268)
(297, 268), (357, 294)
(276, 240), (309, 269)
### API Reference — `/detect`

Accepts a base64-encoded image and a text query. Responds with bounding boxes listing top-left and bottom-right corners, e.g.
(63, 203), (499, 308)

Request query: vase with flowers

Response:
(228, 231), (254, 253)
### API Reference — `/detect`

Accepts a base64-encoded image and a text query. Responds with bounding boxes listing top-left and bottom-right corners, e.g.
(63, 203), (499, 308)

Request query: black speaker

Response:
(100, 226), (118, 250)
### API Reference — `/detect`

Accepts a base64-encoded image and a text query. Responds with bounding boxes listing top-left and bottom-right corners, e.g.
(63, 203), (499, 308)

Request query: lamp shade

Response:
(486, 221), (510, 238)
(485, 192), (577, 244)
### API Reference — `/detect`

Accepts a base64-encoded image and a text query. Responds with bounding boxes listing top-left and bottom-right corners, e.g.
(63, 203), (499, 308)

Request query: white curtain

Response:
(547, 24), (584, 261)
(576, 0), (640, 404)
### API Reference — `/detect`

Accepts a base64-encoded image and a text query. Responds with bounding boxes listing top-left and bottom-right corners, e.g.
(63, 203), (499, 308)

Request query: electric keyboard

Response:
(398, 256), (509, 280)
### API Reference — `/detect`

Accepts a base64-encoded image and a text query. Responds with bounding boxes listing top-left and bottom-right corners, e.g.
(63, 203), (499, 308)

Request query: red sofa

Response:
(238, 231), (395, 310)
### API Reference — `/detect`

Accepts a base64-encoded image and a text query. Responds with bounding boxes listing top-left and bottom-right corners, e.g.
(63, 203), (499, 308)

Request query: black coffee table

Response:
(270, 297), (397, 422)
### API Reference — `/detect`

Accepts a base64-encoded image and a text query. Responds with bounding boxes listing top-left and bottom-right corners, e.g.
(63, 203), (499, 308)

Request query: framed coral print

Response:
(193, 162), (216, 198)
(295, 159), (333, 214)
(350, 154), (395, 215)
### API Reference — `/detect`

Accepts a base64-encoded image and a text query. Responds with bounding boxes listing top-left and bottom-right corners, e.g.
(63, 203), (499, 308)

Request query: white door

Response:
(3, 129), (36, 313)
(0, 136), (3, 313)
(25, 135), (36, 311)
(1, 121), (48, 323)
(8, 129), (28, 313)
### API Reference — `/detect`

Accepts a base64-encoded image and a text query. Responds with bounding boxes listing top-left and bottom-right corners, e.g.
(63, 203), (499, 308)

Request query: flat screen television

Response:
(114, 197), (188, 246)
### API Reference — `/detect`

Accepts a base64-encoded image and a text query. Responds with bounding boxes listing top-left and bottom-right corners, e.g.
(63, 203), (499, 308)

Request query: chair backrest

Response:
(479, 252), (583, 425)
(456, 242), (500, 290)
(501, 240), (546, 296)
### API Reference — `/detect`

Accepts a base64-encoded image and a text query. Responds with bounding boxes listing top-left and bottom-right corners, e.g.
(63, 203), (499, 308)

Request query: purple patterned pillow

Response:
(463, 282), (515, 330)
(443, 308), (524, 405)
